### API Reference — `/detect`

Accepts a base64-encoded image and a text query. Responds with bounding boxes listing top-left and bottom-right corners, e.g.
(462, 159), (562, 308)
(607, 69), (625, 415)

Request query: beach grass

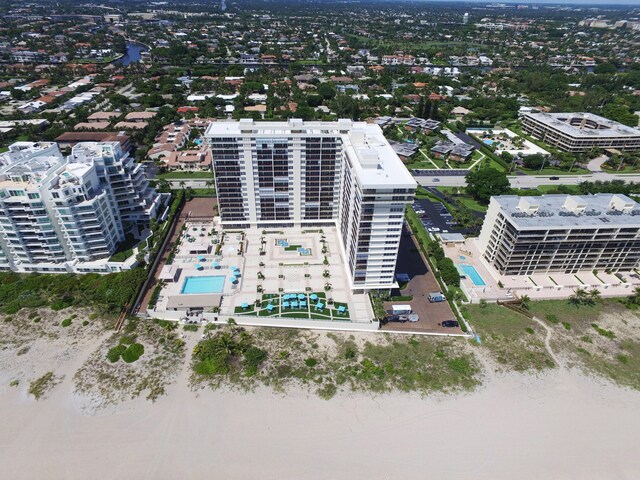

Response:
(191, 325), (481, 398)
(463, 303), (555, 372)
(536, 300), (640, 390)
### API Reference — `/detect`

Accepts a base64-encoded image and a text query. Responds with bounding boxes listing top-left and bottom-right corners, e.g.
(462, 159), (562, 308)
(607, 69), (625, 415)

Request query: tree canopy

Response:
(465, 167), (511, 204)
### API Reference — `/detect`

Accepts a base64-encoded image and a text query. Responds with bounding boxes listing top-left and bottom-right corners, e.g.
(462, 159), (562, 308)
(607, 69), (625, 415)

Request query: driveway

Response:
(381, 228), (461, 334)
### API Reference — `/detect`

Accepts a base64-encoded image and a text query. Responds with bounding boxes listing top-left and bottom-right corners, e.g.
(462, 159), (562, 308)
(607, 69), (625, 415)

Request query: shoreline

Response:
(1, 365), (639, 479)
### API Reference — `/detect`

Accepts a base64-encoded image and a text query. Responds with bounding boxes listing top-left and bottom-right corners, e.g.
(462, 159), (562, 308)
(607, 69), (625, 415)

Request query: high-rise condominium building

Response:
(205, 119), (417, 290)
(478, 194), (640, 276)
(0, 141), (164, 273)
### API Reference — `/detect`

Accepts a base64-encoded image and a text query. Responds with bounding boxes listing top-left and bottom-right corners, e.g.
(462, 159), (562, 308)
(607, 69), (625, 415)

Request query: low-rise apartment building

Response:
(522, 112), (640, 152)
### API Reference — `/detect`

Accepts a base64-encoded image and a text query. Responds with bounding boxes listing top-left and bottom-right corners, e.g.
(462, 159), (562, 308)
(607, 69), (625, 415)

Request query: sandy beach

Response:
(2, 342), (640, 480)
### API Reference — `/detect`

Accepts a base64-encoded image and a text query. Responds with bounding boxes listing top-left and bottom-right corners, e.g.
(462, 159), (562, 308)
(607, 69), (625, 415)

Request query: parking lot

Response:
(381, 229), (462, 334)
(412, 198), (470, 235)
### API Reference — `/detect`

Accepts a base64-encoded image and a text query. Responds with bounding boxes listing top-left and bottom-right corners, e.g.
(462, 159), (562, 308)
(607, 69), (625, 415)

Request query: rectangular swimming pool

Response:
(181, 276), (226, 294)
(460, 264), (486, 287)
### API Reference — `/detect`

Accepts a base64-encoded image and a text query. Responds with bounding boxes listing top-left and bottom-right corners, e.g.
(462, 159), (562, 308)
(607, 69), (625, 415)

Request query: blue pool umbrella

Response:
(316, 302), (325, 310)
(229, 276), (238, 283)
(310, 294), (318, 301)
(297, 293), (305, 300)
(233, 270), (241, 276)
(231, 266), (239, 271)
(266, 304), (274, 312)
(241, 302), (249, 309)
(212, 261), (219, 268)
(300, 300), (306, 307)
(198, 255), (206, 261)
(337, 306), (346, 314)
(195, 264), (203, 270)
(283, 301), (290, 308)
(291, 301), (298, 308)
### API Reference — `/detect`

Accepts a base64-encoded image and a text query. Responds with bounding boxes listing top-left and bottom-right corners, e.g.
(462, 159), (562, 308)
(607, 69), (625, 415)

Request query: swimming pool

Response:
(459, 264), (486, 286)
(181, 276), (226, 294)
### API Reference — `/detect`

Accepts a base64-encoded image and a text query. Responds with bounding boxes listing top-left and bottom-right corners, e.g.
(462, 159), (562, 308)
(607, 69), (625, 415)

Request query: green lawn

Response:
(518, 166), (590, 176)
(463, 303), (555, 372)
(157, 171), (214, 180)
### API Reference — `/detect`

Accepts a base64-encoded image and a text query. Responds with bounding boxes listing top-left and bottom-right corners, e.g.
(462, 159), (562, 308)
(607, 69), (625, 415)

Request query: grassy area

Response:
(191, 325), (481, 398)
(435, 187), (487, 213)
(28, 371), (62, 400)
(463, 303), (555, 372)
(157, 171), (214, 180)
(533, 299), (640, 390)
(527, 299), (607, 326)
(518, 166), (590, 176)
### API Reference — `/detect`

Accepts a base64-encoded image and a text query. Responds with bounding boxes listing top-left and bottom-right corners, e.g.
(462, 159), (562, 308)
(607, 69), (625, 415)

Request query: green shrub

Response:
(437, 257), (460, 287)
(60, 318), (72, 327)
(121, 343), (144, 363)
(107, 344), (127, 362)
(244, 346), (268, 376)
(305, 357), (318, 367)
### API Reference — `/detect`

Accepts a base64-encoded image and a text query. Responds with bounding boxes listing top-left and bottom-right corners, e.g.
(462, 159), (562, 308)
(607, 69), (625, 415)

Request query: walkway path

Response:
(586, 155), (609, 172)
(531, 316), (564, 369)
(418, 149), (440, 169)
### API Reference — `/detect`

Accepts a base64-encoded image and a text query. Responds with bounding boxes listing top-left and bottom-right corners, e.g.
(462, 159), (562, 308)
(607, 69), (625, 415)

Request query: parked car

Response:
(441, 320), (459, 328)
(549, 176), (559, 180)
(433, 178), (440, 182)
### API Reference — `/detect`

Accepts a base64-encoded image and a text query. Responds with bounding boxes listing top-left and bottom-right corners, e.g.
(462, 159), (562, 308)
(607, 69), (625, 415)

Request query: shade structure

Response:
(337, 306), (346, 313)
(310, 294), (318, 301)
(283, 294), (290, 300)
(241, 302), (249, 309)
(212, 261), (220, 268)
(195, 264), (203, 270)
(198, 255), (206, 261)
(231, 266), (239, 271)
(233, 270), (241, 277)
(300, 300), (307, 307)
(291, 301), (299, 308)
(297, 293), (305, 300)
(316, 302), (325, 310)
(230, 276), (239, 283)
(266, 304), (274, 311)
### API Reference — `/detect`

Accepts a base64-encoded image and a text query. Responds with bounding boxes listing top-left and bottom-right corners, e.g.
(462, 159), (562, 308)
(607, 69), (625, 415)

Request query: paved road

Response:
(417, 171), (640, 188)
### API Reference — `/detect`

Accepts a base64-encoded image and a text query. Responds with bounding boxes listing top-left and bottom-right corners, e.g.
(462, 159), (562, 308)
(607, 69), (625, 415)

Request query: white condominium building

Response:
(205, 119), (417, 290)
(478, 194), (640, 276)
(522, 112), (640, 152)
(0, 141), (164, 273)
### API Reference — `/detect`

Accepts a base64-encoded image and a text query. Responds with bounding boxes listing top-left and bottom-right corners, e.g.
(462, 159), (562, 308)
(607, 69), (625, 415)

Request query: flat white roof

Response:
(525, 112), (640, 139)
(205, 119), (416, 189)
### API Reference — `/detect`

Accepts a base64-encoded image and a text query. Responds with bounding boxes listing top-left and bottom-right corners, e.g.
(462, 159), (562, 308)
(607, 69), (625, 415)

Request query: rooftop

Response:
(205, 119), (416, 188)
(524, 112), (640, 138)
(494, 194), (640, 229)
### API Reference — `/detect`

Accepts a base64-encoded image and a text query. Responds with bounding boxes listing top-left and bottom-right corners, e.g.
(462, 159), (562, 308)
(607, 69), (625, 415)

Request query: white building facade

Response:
(206, 119), (417, 290)
(0, 141), (164, 273)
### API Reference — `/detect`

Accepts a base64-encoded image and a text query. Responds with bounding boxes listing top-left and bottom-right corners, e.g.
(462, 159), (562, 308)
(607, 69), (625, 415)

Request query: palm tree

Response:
(179, 180), (186, 190)
(569, 287), (588, 306)
(628, 286), (640, 305)
(520, 295), (531, 310)
(205, 179), (215, 193)
(588, 288), (601, 305)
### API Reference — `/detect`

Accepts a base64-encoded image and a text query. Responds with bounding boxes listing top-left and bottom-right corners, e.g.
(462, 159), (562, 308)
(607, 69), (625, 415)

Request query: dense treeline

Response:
(0, 268), (147, 315)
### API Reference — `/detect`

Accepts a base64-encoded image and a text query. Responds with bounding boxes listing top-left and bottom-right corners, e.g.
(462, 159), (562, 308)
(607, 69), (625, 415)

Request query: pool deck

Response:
(444, 238), (640, 303)
(150, 221), (375, 328)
